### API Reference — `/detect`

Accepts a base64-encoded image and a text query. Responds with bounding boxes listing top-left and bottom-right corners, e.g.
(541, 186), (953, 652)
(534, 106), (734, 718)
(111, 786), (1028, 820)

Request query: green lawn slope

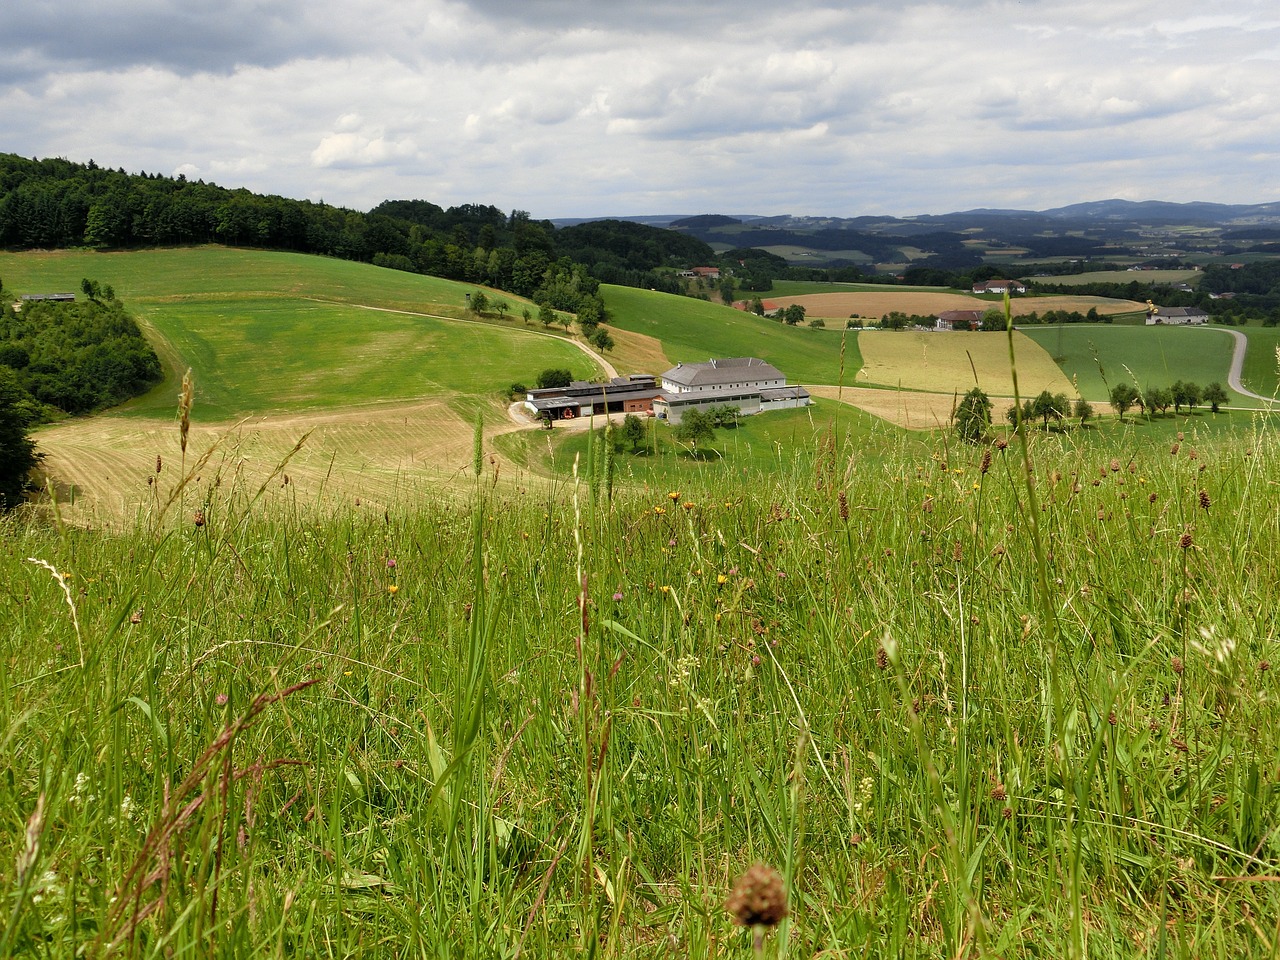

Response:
(603, 284), (862, 385)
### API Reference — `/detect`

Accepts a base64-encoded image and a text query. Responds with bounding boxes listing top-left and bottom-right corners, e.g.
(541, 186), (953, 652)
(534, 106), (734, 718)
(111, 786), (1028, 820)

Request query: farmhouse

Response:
(653, 357), (810, 424)
(677, 266), (722, 281)
(1145, 306), (1209, 326)
(972, 279), (1026, 295)
(935, 309), (985, 331)
(524, 375), (665, 421)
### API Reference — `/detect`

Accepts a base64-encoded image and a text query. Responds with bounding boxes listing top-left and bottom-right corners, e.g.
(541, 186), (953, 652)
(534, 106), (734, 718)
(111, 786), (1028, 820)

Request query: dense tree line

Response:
(0, 155), (733, 317)
(0, 288), (161, 417)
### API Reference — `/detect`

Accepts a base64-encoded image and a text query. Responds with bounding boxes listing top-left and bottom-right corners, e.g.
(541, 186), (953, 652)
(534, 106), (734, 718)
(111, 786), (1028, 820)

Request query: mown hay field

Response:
(856, 329), (1075, 397)
(33, 397), (544, 526)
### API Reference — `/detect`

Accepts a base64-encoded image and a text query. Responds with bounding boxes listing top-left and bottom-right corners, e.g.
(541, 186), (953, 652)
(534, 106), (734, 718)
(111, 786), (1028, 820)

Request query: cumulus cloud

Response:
(3, 0), (1279, 215)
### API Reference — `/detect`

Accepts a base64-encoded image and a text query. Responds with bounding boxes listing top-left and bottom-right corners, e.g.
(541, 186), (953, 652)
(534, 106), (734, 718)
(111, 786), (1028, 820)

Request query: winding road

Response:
(1215, 327), (1272, 403)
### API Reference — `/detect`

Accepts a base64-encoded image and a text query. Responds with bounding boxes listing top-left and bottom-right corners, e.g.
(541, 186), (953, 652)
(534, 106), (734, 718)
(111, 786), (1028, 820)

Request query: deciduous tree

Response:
(1109, 382), (1139, 421)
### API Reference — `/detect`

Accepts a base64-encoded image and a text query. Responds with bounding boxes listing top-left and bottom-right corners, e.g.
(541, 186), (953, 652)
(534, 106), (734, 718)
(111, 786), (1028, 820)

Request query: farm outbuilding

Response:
(524, 375), (664, 420)
(1145, 306), (1209, 325)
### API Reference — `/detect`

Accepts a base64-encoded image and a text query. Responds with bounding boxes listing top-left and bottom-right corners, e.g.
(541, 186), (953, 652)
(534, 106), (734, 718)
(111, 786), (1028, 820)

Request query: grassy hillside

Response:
(603, 284), (862, 385)
(1, 247), (601, 420)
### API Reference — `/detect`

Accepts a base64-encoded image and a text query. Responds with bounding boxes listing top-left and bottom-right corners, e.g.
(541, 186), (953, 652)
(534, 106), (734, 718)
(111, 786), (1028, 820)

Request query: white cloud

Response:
(2, 0), (1279, 216)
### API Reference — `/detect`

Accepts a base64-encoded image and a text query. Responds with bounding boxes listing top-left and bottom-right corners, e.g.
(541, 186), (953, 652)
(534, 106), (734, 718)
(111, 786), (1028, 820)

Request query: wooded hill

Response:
(0, 155), (713, 312)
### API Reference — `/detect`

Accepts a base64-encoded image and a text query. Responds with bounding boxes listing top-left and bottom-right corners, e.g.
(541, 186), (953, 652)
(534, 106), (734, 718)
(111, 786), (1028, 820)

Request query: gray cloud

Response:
(3, 0), (364, 77)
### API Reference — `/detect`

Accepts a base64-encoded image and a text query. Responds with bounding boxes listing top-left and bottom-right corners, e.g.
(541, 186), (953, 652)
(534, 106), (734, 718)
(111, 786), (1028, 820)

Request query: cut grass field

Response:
(1, 246), (605, 519)
(1030, 269), (1202, 286)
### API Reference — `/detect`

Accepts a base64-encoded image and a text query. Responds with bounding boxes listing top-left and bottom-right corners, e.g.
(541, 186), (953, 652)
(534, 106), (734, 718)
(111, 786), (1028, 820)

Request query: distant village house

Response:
(972, 279), (1026, 295)
(935, 309), (985, 331)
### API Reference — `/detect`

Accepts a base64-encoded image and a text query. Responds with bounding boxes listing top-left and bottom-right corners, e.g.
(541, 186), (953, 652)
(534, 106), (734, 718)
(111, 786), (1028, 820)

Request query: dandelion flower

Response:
(387, 584), (399, 595)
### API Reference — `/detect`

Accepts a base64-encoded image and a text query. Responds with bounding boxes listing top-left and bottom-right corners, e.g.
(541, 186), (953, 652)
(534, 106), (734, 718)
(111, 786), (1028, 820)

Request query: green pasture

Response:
(1, 247), (598, 420)
(603, 284), (863, 385)
(0, 246), (483, 314)
(1020, 324), (1262, 405)
(4, 426), (1279, 957)
(509, 403), (908, 481)
(755, 245), (875, 264)
(1233, 325), (1280, 399)
(125, 297), (598, 419)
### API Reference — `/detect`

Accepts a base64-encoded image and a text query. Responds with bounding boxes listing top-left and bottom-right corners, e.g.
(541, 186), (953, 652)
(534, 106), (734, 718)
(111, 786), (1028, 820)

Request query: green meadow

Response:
(3, 246), (1280, 958)
(504, 404), (916, 482)
(1020, 324), (1269, 406)
(1, 247), (601, 420)
(4, 423), (1279, 957)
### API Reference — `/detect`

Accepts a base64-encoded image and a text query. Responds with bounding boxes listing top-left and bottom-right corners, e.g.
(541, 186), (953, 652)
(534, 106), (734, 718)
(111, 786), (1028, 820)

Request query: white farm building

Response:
(653, 357), (810, 424)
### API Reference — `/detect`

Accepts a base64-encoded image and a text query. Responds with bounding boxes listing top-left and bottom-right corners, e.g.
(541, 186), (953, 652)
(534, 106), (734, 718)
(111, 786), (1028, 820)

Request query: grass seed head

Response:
(178, 368), (194, 455)
(726, 862), (788, 928)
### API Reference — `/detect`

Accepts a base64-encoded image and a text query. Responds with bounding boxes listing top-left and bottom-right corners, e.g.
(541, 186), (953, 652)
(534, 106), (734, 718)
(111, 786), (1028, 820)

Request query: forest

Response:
(0, 284), (162, 418)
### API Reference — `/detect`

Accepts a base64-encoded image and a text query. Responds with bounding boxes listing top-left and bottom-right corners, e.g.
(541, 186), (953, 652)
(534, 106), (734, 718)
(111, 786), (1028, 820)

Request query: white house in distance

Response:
(653, 357), (810, 424)
(1145, 306), (1209, 325)
(972, 279), (1027, 294)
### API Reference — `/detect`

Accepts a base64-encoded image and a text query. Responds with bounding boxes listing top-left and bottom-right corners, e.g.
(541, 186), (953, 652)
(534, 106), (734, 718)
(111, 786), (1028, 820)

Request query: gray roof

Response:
(660, 357), (784, 388)
(759, 386), (810, 401)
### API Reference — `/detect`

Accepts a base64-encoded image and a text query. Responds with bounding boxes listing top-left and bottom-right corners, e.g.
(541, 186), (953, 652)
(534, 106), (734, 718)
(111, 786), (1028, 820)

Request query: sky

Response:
(5, 0), (1279, 219)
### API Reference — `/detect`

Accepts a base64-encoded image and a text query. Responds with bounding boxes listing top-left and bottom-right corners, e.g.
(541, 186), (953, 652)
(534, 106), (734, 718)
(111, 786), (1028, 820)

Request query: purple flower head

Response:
(387, 558), (397, 569)
(612, 592), (624, 602)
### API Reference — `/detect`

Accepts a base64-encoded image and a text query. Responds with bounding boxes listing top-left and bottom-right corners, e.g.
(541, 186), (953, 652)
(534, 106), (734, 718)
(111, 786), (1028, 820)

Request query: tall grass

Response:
(2, 420), (1278, 957)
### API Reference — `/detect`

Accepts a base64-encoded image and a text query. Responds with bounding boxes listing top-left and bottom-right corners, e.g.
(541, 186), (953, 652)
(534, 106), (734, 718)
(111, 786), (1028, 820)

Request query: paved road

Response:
(1214, 327), (1271, 402)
